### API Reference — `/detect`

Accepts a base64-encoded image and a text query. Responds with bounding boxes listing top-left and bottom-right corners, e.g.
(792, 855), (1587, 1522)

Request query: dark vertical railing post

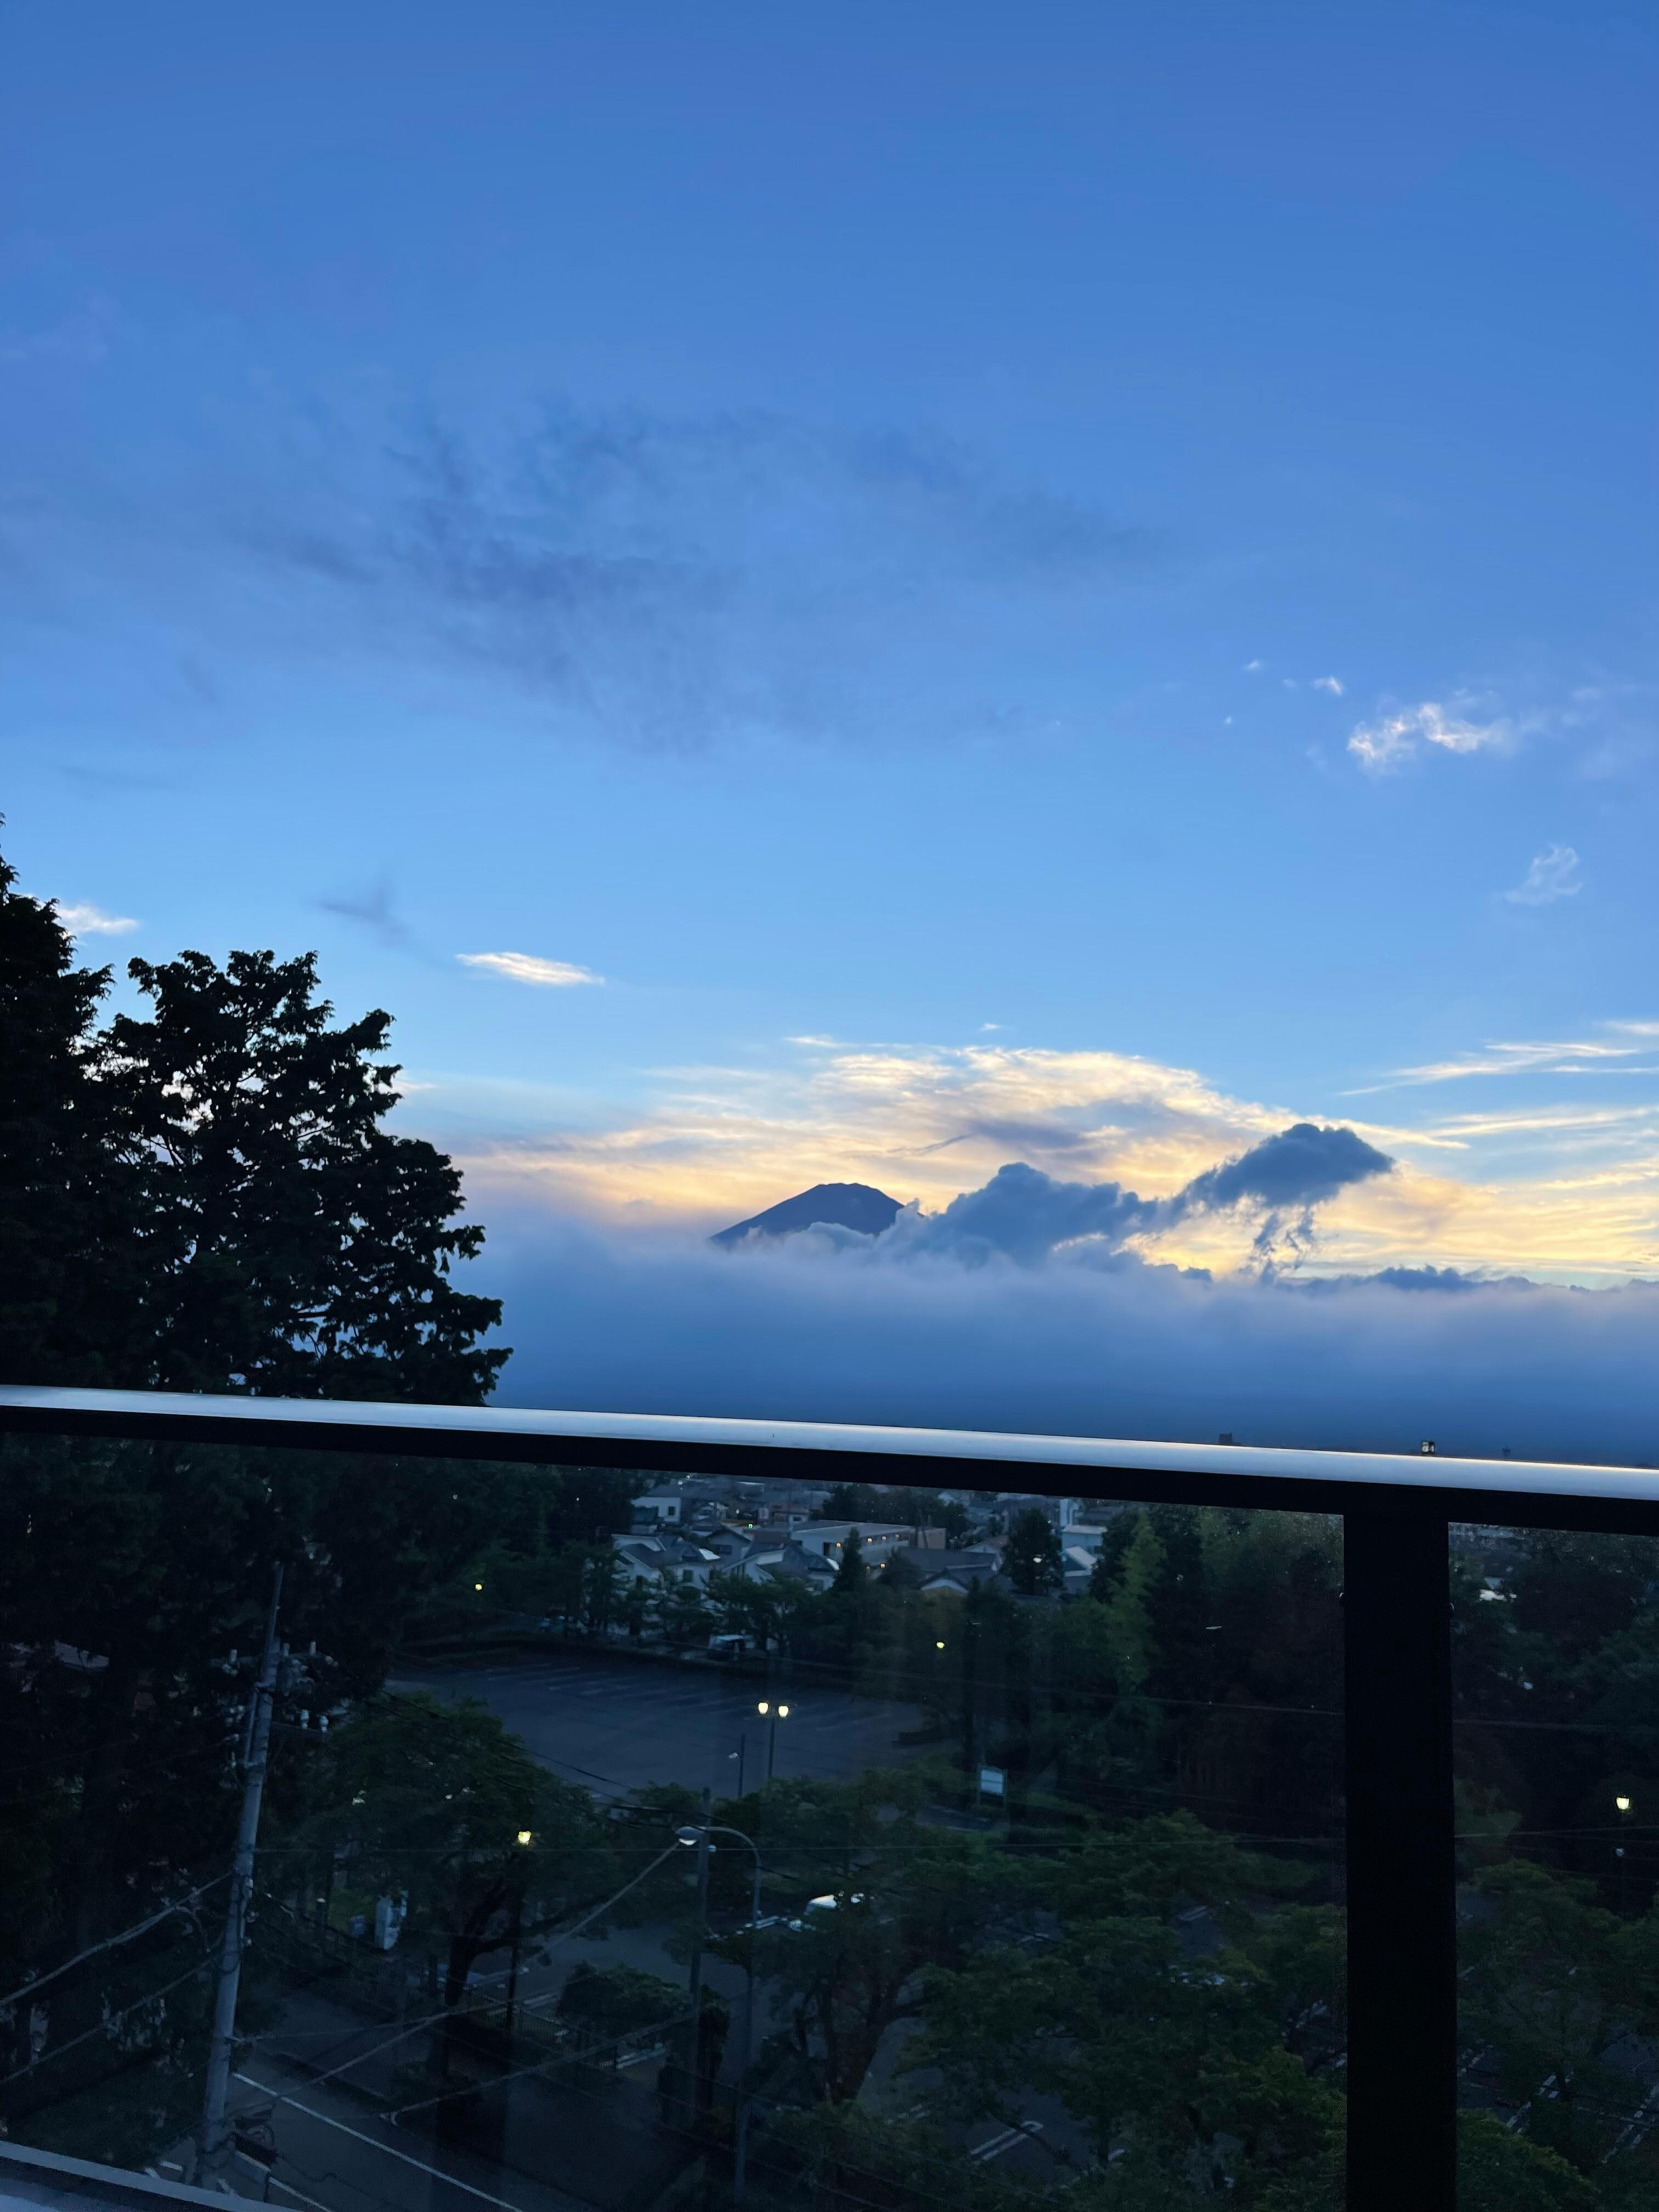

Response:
(1344, 1509), (1456, 2209)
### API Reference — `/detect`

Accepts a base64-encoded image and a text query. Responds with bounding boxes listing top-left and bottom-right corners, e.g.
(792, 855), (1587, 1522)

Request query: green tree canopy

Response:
(1001, 1505), (1064, 1596)
(1, 838), (507, 1403)
(302, 1693), (614, 2006)
(98, 947), (506, 1401)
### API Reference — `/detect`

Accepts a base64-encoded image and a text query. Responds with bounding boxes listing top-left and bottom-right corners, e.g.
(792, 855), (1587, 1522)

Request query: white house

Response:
(792, 1522), (912, 1571)
(631, 1490), (686, 1527)
(612, 1531), (720, 1590)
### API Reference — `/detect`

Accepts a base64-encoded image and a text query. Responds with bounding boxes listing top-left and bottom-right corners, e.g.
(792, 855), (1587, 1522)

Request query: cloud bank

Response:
(473, 1122), (1659, 1469)
(483, 1212), (1659, 1466)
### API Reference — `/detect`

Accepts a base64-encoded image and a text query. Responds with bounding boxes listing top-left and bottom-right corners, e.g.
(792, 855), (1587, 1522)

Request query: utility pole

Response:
(686, 1787), (712, 2015)
(756, 1699), (789, 1781)
(199, 1565), (283, 2185)
(684, 1788), (712, 2115)
(505, 1885), (525, 2032)
(676, 1819), (765, 2202)
(732, 1842), (763, 2204)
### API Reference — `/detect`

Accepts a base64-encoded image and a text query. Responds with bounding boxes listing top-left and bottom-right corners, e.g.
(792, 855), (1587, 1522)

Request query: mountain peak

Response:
(711, 1181), (902, 1248)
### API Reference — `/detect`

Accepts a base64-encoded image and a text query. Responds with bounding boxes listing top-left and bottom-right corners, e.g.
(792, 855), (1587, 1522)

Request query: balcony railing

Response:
(5, 1383), (1659, 2212)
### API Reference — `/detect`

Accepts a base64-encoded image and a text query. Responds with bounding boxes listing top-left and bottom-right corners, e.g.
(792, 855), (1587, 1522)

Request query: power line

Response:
(0, 1876), (229, 2016)
(265, 1840), (685, 2089)
(0, 1955), (216, 2090)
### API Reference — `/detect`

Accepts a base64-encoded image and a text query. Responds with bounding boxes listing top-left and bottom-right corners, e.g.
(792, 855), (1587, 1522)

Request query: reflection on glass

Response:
(0, 1440), (1345, 2207)
(1454, 1524), (1659, 2207)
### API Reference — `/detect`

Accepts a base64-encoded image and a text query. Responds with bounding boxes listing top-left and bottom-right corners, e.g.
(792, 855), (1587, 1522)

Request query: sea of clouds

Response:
(479, 1125), (1659, 1465)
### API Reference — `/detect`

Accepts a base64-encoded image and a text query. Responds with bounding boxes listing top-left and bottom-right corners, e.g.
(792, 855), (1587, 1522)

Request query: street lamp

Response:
(756, 1700), (791, 1781)
(1617, 1795), (1635, 1912)
(678, 1822), (765, 2203)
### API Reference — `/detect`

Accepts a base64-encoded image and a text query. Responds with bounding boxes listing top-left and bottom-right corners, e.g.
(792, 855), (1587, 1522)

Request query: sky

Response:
(4, 3), (1658, 1445)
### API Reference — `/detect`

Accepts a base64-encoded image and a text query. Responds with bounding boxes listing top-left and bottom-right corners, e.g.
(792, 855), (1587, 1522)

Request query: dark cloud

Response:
(1370, 1265), (1469, 1290)
(227, 404), (1153, 748)
(770, 1124), (1394, 1269)
(1291, 1265), (1538, 1296)
(891, 1162), (1156, 1266)
(315, 883), (417, 953)
(481, 1214), (1658, 1466)
(1173, 1122), (1393, 1214)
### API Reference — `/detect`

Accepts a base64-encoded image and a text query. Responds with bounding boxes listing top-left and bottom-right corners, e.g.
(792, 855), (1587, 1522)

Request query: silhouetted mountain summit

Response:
(711, 1181), (902, 1248)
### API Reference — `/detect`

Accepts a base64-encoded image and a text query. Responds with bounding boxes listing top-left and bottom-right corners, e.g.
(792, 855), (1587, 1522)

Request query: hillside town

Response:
(610, 1474), (1121, 1630)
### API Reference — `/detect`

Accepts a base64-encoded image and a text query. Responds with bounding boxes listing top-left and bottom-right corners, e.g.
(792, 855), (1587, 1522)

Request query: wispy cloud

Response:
(228, 405), (1156, 752)
(1367, 1034), (1652, 1087)
(1347, 697), (1510, 771)
(458, 951), (604, 989)
(1505, 844), (1582, 907)
(1312, 675), (1344, 696)
(1421, 1104), (1659, 1141)
(1243, 658), (1265, 673)
(8, 369), (1162, 759)
(56, 901), (139, 935)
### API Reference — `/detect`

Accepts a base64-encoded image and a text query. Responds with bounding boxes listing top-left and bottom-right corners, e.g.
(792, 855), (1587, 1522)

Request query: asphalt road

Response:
(388, 1647), (932, 1799)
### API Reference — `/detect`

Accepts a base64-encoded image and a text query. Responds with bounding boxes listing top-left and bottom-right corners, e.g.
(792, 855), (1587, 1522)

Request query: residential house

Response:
(612, 1530), (722, 1592)
(792, 1521), (912, 1571)
(902, 1545), (1002, 1596)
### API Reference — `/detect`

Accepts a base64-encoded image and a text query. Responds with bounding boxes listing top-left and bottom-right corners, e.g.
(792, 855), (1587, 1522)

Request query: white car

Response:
(786, 1892), (869, 1932)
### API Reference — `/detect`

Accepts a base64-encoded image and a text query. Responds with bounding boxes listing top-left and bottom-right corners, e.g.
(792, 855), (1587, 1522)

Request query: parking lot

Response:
(389, 1645), (933, 1799)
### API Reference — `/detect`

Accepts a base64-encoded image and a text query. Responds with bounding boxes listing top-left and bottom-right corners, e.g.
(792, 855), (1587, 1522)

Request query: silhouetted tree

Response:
(1001, 1505), (1064, 1595)
(833, 1528), (868, 1594)
(97, 947), (506, 1402)
(0, 845), (146, 1386)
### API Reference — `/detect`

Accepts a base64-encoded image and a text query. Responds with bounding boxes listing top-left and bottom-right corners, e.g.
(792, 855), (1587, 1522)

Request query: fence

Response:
(6, 1381), (1659, 2210)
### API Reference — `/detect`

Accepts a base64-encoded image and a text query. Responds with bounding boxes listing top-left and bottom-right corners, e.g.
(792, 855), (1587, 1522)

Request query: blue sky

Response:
(5, 1), (1658, 1345)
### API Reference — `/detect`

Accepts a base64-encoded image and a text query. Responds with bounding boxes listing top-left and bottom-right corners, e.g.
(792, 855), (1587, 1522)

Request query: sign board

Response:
(978, 1765), (1006, 1799)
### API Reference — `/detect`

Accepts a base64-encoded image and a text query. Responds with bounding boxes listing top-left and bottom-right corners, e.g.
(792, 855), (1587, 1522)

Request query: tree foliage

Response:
(0, 837), (523, 2136)
(0, 848), (148, 1385)
(1001, 1506), (1064, 1596)
(0, 844), (507, 1401)
(99, 947), (507, 1401)
(821, 1482), (973, 1545)
(300, 1693), (613, 2005)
